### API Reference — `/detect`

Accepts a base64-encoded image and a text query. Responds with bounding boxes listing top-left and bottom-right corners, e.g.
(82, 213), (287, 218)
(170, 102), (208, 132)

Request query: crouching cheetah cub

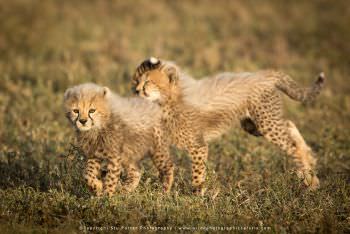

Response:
(132, 58), (324, 194)
(64, 83), (174, 196)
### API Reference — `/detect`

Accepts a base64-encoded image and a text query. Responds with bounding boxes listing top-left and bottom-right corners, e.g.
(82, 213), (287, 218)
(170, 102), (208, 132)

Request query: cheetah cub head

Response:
(64, 83), (111, 132)
(132, 57), (179, 104)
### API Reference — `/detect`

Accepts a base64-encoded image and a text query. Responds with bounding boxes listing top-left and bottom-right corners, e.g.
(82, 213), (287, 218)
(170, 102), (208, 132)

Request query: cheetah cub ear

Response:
(64, 87), (73, 101)
(102, 87), (111, 98)
(164, 65), (179, 84)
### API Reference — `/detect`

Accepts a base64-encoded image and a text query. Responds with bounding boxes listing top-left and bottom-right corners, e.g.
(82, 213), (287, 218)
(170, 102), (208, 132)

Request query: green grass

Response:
(0, 0), (349, 233)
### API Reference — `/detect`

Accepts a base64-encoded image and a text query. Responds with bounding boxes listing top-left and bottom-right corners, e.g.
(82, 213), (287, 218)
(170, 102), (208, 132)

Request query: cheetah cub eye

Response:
(89, 109), (96, 114)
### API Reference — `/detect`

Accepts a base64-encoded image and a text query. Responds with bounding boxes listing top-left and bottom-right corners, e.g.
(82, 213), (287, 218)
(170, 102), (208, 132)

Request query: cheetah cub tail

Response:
(275, 71), (325, 104)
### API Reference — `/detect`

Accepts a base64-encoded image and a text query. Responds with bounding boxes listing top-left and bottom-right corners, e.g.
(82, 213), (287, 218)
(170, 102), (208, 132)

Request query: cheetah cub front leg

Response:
(84, 158), (103, 197)
(121, 163), (142, 193)
(188, 140), (208, 196)
(104, 156), (122, 197)
(152, 129), (175, 193)
(88, 148), (122, 197)
(152, 149), (175, 193)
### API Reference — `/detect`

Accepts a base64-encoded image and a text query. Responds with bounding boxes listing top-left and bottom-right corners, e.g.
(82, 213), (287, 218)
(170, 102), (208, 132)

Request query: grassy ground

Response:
(0, 0), (349, 233)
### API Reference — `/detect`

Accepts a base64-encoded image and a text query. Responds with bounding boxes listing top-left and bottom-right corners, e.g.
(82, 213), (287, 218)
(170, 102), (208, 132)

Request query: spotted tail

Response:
(275, 71), (325, 104)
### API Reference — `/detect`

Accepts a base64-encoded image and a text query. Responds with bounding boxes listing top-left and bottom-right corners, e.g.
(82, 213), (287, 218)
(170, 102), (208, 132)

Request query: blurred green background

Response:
(0, 0), (349, 233)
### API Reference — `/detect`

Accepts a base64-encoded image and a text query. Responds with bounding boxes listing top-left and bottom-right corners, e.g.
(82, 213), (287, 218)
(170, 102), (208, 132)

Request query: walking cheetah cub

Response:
(64, 83), (174, 196)
(132, 58), (324, 194)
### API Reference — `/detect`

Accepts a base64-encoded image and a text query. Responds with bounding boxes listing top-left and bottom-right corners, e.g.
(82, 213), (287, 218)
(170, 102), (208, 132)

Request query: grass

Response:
(0, 0), (349, 233)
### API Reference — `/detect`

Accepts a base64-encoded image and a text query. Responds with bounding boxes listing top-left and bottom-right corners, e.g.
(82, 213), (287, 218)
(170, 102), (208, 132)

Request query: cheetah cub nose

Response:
(79, 119), (88, 125)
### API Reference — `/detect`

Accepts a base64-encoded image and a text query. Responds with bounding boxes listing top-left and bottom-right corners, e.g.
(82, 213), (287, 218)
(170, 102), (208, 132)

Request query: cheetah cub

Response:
(132, 58), (324, 194)
(64, 83), (174, 196)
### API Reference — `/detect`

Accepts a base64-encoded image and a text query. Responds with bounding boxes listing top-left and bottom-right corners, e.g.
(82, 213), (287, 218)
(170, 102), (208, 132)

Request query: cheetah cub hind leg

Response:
(249, 92), (320, 190)
(286, 120), (320, 190)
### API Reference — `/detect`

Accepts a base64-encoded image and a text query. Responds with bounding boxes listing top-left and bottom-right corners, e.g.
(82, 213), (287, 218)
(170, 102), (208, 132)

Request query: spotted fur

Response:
(64, 83), (174, 196)
(132, 58), (324, 193)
